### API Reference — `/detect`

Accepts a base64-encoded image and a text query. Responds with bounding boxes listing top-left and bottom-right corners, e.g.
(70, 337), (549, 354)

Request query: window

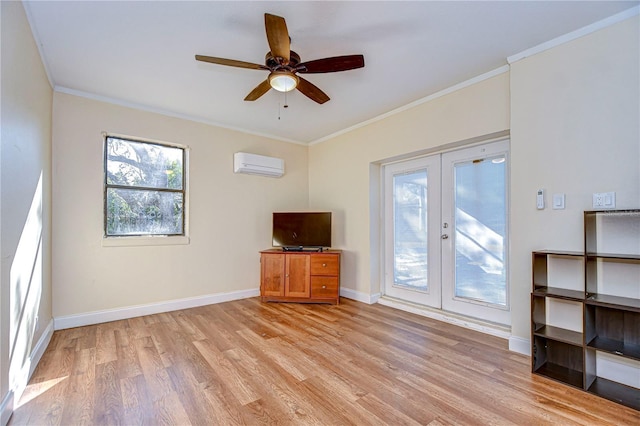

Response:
(104, 135), (185, 237)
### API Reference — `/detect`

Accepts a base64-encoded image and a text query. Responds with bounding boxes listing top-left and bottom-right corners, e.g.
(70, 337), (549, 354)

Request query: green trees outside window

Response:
(105, 136), (185, 236)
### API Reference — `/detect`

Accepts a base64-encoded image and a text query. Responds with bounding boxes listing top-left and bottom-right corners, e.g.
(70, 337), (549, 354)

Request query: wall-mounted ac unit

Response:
(233, 152), (284, 177)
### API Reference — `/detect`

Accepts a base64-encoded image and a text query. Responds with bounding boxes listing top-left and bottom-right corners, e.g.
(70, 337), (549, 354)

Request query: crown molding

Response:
(21, 0), (54, 89)
(507, 5), (640, 64)
(54, 86), (307, 146)
(309, 65), (510, 146)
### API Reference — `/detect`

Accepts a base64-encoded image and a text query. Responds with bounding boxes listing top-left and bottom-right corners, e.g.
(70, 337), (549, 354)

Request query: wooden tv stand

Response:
(260, 249), (341, 304)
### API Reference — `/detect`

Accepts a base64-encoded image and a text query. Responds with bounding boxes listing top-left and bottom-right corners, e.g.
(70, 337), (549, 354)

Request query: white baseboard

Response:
(377, 296), (511, 340)
(1, 390), (14, 426)
(29, 320), (54, 379)
(54, 288), (260, 330)
(509, 336), (531, 356)
(340, 287), (380, 304)
(2, 319), (54, 426)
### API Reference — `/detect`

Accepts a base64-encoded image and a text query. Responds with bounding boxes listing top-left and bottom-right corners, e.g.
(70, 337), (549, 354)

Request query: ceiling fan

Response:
(195, 13), (365, 104)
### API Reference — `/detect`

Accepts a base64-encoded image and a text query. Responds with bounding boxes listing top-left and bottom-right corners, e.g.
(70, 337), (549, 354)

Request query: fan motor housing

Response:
(265, 50), (301, 69)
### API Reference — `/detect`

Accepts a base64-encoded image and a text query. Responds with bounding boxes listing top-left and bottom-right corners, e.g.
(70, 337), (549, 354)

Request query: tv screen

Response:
(272, 212), (332, 249)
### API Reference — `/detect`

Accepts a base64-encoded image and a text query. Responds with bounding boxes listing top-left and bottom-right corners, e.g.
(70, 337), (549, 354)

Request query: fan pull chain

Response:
(277, 91), (290, 120)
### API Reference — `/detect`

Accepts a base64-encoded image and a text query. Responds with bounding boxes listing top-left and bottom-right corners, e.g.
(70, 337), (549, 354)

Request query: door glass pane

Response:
(454, 156), (506, 305)
(393, 170), (428, 292)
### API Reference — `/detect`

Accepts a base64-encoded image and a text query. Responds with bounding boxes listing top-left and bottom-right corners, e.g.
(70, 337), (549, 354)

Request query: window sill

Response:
(102, 235), (190, 247)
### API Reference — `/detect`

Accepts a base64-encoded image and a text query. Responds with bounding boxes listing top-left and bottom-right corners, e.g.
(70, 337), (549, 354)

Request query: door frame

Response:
(380, 139), (511, 326)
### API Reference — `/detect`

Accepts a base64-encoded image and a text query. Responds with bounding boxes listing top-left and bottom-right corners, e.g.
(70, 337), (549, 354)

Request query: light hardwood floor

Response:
(9, 298), (640, 425)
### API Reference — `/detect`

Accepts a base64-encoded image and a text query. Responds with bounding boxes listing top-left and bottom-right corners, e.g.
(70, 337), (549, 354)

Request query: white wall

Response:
(309, 15), (639, 348)
(309, 73), (510, 302)
(510, 17), (639, 344)
(52, 93), (309, 320)
(3, 14), (635, 415)
(1, 1), (53, 423)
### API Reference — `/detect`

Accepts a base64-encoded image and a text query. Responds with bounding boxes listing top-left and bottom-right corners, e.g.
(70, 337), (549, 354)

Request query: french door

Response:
(383, 140), (510, 325)
(383, 155), (441, 308)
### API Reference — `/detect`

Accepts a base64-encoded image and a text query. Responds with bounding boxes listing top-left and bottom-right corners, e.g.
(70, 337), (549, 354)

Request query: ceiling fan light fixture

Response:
(269, 71), (299, 92)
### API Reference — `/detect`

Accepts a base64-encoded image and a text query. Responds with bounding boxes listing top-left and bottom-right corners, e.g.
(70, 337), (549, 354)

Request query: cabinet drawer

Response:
(310, 255), (339, 276)
(311, 276), (339, 298)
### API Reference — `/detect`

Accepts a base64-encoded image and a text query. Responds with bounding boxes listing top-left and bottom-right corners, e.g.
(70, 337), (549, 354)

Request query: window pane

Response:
(106, 137), (183, 190)
(454, 156), (506, 306)
(393, 170), (428, 291)
(106, 188), (184, 236)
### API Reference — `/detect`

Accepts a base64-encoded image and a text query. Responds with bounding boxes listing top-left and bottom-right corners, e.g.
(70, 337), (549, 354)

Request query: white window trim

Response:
(102, 235), (190, 247)
(102, 132), (190, 247)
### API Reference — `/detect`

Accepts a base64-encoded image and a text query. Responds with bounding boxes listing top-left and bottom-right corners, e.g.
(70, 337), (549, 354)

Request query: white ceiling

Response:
(24, 1), (638, 144)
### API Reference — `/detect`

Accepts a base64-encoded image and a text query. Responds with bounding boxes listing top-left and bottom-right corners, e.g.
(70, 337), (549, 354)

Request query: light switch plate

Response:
(552, 193), (565, 210)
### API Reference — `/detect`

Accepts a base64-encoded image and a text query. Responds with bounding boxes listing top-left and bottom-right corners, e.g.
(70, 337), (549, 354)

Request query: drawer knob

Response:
(322, 285), (327, 289)
(322, 263), (327, 267)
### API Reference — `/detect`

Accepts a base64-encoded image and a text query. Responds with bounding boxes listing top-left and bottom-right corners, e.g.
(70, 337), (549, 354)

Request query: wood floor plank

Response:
(240, 398), (288, 425)
(114, 328), (142, 379)
(221, 345), (323, 424)
(297, 376), (387, 425)
(59, 372), (95, 426)
(152, 391), (192, 425)
(120, 374), (153, 425)
(354, 392), (428, 426)
(95, 324), (119, 365)
(9, 297), (640, 425)
(93, 360), (124, 425)
(200, 386), (245, 425)
(133, 335), (176, 402)
(193, 338), (261, 406)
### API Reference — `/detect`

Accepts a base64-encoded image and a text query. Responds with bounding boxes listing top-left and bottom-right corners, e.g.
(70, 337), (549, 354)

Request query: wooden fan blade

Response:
(297, 55), (365, 74)
(264, 14), (290, 64)
(244, 79), (272, 101)
(296, 76), (330, 104)
(195, 55), (267, 70)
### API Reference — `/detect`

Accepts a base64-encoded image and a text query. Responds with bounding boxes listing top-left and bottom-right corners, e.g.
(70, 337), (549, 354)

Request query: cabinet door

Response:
(261, 253), (285, 297)
(285, 254), (311, 298)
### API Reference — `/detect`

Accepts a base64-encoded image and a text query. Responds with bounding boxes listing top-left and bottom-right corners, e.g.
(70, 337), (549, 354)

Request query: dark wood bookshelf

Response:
(586, 293), (640, 312)
(586, 336), (640, 361)
(588, 377), (640, 411)
(532, 286), (584, 301)
(536, 363), (584, 389)
(533, 325), (583, 347)
(531, 209), (640, 411)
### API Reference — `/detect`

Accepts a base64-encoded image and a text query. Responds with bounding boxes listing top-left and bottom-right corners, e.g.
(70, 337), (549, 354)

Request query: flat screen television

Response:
(272, 212), (332, 250)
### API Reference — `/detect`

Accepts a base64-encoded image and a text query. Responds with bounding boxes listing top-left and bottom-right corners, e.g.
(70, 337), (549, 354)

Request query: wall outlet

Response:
(593, 192), (616, 208)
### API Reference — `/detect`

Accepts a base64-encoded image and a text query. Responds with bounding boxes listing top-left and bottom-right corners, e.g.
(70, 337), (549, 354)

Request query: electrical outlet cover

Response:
(593, 192), (616, 208)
